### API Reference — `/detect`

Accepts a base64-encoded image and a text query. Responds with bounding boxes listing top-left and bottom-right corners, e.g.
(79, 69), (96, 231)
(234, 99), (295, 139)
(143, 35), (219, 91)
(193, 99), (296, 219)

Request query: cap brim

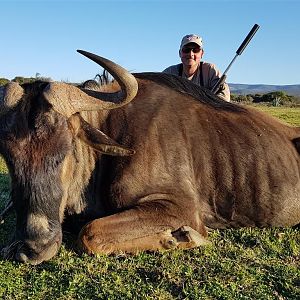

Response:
(180, 41), (202, 50)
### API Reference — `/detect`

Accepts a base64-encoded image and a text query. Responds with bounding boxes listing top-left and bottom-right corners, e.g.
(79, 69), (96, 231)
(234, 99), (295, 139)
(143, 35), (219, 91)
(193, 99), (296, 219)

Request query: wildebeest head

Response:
(0, 51), (138, 264)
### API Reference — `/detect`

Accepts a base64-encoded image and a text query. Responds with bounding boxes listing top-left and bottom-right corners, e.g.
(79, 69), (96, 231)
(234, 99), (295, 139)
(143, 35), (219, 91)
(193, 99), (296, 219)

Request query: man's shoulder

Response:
(201, 61), (222, 75)
(162, 64), (181, 74)
(202, 61), (217, 69)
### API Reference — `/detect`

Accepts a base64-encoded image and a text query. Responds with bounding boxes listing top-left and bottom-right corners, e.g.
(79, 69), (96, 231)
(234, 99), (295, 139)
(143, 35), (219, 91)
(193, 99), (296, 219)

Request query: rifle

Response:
(211, 24), (260, 94)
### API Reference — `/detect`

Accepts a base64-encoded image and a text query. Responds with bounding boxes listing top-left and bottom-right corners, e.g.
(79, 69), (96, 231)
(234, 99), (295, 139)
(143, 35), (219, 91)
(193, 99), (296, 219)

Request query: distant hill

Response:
(229, 84), (300, 96)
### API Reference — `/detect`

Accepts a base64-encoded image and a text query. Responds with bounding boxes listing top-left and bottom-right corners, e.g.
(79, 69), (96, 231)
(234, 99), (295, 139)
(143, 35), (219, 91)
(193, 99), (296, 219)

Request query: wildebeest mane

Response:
(79, 69), (112, 89)
(133, 72), (244, 112)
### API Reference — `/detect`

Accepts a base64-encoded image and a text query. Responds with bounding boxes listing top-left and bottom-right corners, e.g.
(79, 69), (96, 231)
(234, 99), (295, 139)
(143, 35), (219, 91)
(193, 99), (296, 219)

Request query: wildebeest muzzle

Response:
(1, 219), (62, 265)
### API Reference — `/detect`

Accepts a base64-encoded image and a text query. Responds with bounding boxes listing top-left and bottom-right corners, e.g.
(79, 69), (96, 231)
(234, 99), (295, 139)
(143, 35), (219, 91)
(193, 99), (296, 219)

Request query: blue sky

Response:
(0, 0), (299, 85)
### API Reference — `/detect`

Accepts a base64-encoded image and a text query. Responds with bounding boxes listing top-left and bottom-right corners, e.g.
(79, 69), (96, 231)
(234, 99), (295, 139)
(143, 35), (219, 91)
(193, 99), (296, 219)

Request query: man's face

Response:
(179, 43), (204, 67)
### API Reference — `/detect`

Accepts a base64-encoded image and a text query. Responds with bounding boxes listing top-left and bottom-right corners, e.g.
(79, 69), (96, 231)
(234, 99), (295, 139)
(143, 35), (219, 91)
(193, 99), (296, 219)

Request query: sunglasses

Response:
(181, 47), (202, 54)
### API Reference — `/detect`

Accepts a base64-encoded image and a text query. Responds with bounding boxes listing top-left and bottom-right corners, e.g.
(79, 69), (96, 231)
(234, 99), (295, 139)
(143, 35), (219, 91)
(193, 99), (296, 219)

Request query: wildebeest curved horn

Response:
(0, 82), (24, 116)
(43, 50), (138, 117)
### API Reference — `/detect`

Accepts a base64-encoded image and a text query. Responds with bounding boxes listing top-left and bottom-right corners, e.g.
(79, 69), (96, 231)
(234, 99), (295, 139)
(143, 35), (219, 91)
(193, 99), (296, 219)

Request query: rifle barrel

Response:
(212, 24), (260, 94)
(236, 24), (260, 55)
(222, 54), (238, 76)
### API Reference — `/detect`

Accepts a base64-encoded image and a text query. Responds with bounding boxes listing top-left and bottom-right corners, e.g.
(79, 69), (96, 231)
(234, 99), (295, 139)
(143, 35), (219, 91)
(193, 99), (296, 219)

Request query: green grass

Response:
(0, 107), (300, 300)
(253, 106), (300, 126)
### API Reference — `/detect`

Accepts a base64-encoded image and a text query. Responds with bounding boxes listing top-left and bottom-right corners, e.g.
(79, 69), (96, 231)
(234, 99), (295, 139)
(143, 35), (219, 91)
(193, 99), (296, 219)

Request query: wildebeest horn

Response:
(43, 50), (138, 117)
(0, 82), (24, 116)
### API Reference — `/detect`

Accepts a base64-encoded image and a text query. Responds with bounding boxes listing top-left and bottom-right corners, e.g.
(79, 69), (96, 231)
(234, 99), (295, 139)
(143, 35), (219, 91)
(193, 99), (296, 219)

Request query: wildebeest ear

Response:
(68, 114), (135, 156)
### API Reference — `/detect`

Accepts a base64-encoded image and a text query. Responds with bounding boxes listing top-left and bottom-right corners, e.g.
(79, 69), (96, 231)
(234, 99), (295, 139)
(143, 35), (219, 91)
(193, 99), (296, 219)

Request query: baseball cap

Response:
(180, 34), (203, 50)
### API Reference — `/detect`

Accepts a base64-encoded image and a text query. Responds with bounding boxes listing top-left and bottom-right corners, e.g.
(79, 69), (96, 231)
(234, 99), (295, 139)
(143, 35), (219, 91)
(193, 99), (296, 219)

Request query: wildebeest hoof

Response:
(160, 232), (179, 249)
(171, 226), (210, 249)
(159, 226), (209, 250)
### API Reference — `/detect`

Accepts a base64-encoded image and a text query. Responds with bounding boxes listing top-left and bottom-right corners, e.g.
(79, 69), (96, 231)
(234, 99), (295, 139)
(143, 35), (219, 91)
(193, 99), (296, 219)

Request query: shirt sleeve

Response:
(217, 82), (231, 102)
(162, 66), (171, 73)
(162, 65), (180, 76)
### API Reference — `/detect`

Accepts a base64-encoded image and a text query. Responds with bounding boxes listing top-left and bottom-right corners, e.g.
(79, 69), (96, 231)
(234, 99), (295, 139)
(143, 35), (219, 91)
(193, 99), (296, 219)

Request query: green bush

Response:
(232, 91), (300, 107)
(0, 78), (10, 86)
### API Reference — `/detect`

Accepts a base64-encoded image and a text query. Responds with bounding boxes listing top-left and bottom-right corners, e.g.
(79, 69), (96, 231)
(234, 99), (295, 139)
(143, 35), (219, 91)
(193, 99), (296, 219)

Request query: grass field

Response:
(0, 106), (299, 300)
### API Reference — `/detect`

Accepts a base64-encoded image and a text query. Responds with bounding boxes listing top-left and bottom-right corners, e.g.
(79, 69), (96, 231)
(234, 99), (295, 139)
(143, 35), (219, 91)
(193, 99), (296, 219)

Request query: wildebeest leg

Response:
(78, 205), (209, 255)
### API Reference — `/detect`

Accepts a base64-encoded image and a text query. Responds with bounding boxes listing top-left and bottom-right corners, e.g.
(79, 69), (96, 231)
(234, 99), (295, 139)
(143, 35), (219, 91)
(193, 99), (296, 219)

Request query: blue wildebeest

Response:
(0, 50), (299, 265)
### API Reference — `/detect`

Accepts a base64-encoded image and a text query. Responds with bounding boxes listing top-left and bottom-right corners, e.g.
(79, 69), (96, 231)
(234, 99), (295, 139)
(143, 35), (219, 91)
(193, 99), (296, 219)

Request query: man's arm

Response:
(216, 81), (230, 102)
(208, 64), (231, 102)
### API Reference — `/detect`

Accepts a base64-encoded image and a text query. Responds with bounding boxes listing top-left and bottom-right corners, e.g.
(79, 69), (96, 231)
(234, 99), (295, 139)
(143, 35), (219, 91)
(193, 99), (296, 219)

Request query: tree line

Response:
(0, 75), (51, 86)
(231, 91), (300, 107)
